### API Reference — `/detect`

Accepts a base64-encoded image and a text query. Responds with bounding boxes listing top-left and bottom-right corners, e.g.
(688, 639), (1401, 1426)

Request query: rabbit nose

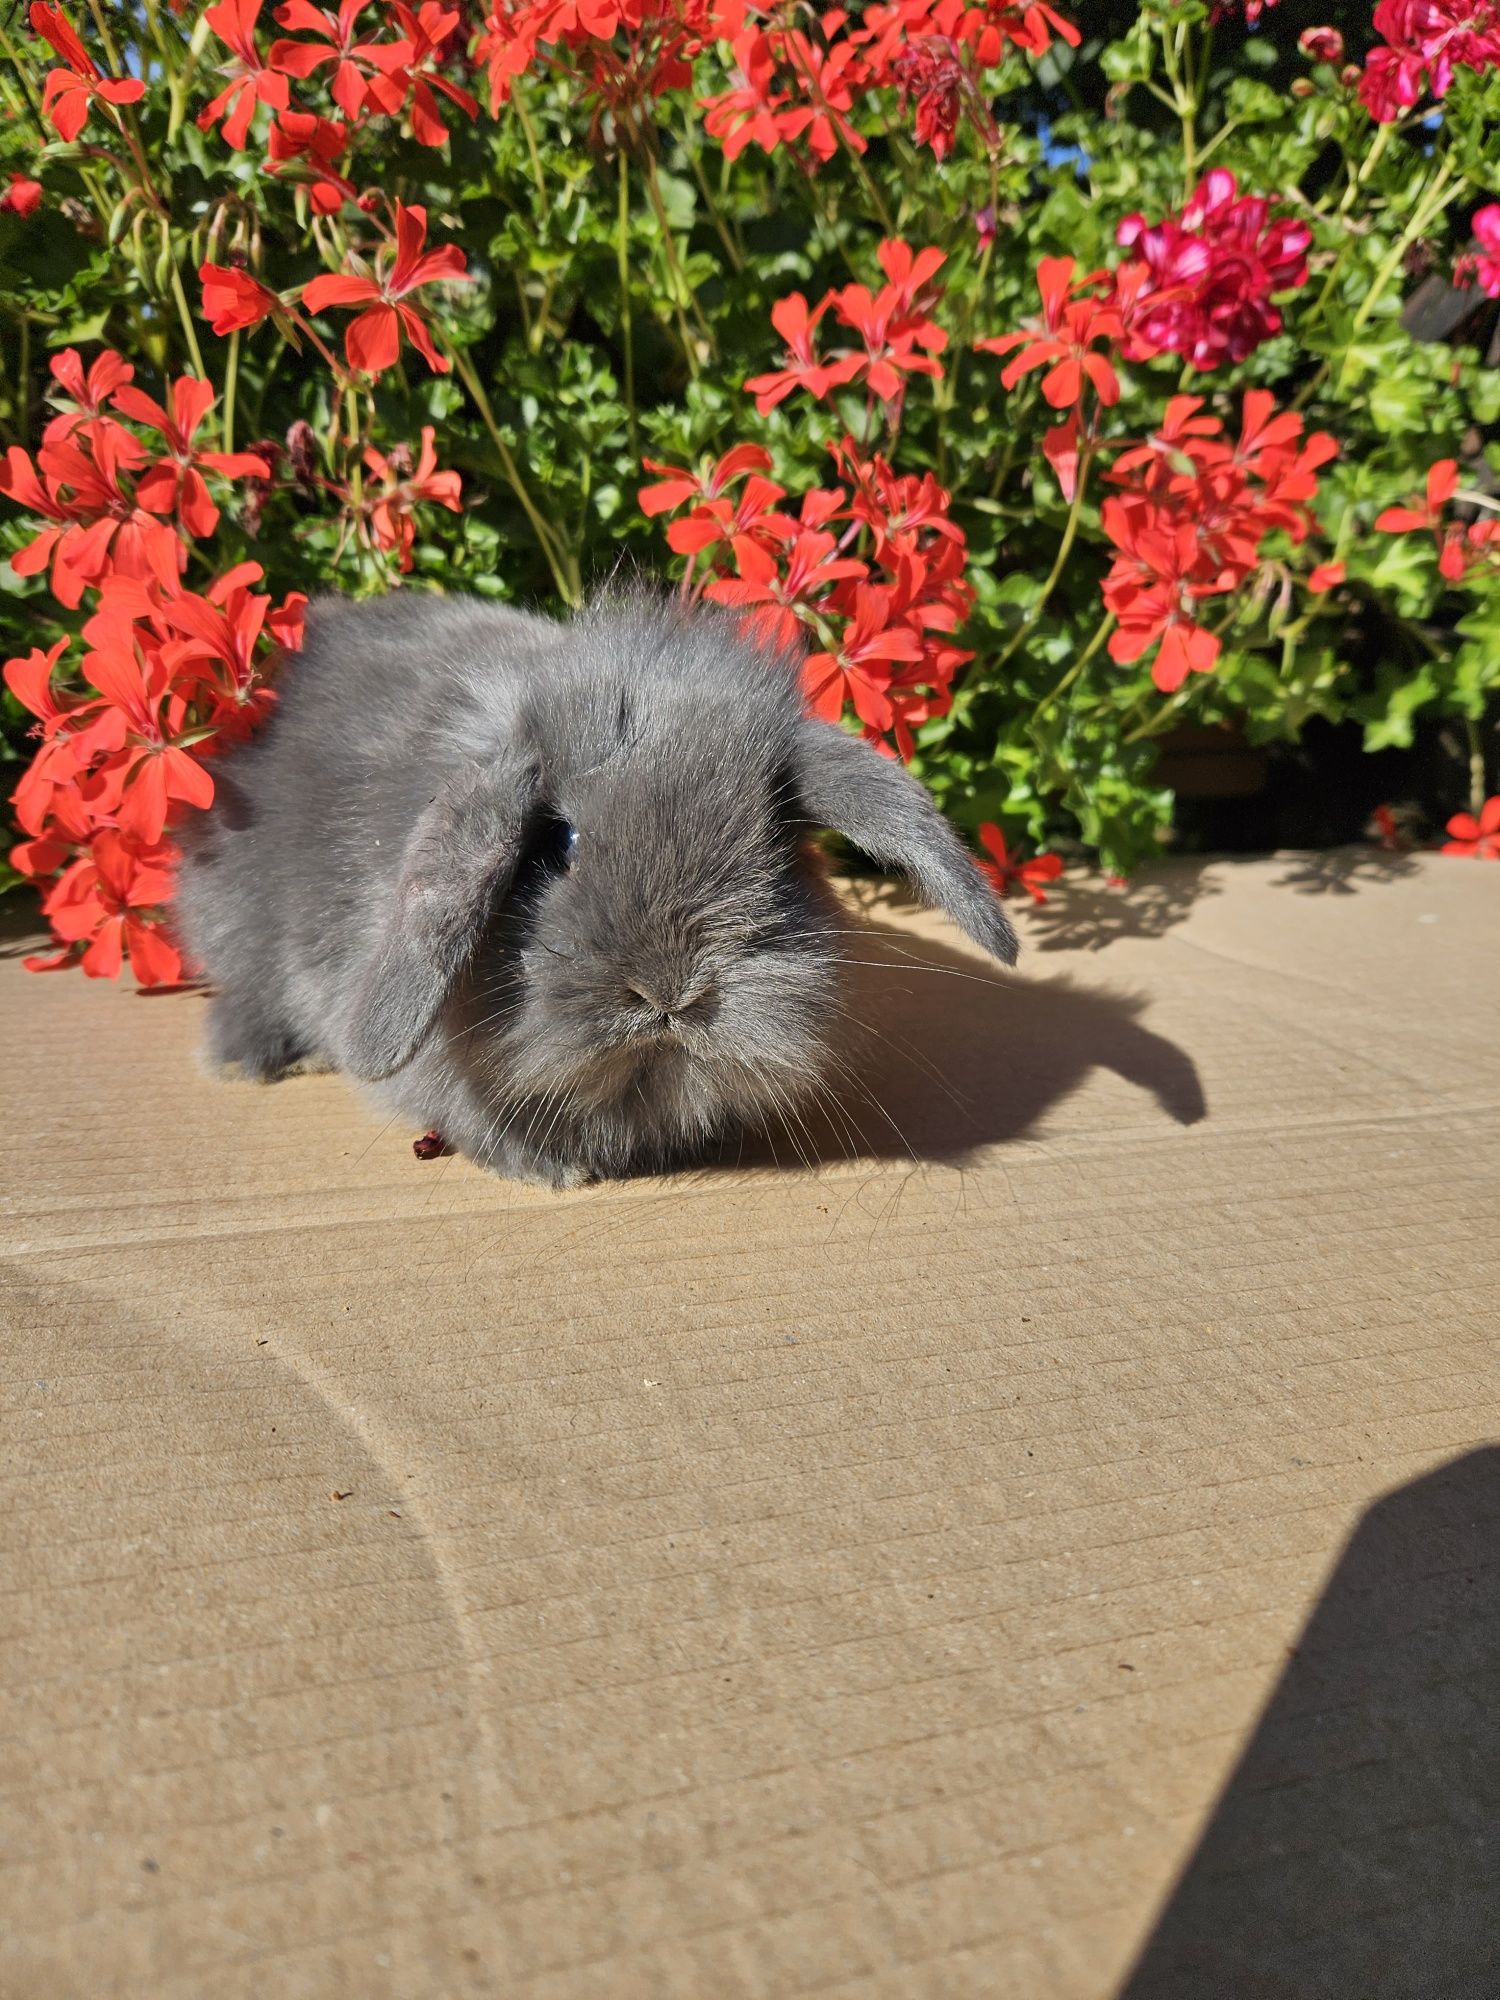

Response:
(626, 976), (714, 1022)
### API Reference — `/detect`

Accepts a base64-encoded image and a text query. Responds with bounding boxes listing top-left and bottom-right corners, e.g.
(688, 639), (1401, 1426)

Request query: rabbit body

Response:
(176, 590), (1017, 1185)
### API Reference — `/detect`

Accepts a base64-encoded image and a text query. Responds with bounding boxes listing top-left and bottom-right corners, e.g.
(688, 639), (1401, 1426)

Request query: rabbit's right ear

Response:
(343, 752), (540, 1080)
(792, 718), (1019, 965)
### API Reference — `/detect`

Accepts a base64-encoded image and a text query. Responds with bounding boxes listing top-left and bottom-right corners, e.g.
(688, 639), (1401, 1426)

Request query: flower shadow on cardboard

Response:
(725, 911), (1206, 1173)
(1119, 1447), (1500, 2000)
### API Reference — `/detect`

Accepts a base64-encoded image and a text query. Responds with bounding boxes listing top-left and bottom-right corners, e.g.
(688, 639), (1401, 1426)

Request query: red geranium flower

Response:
(831, 274), (947, 404)
(44, 348), (134, 442)
(1359, 0), (1500, 123)
(199, 0), (291, 149)
(1373, 459), (1500, 583)
(30, 2), (145, 142)
(638, 442), (776, 517)
(743, 293), (860, 413)
(40, 829), (183, 984)
(704, 527), (867, 649)
(1442, 796), (1500, 858)
(1115, 170), (1311, 373)
(267, 110), (360, 213)
(76, 622), (217, 843)
(802, 581), (923, 731)
(389, 1), (479, 145)
(361, 426), (463, 571)
(1298, 24), (1344, 60)
(1, 173), (44, 217)
(977, 256), (1122, 409)
(977, 822), (1064, 904)
(1471, 205), (1500, 297)
(269, 0), (412, 119)
(302, 202), (469, 376)
(158, 562), (298, 714)
(113, 376), (271, 539)
(199, 262), (284, 335)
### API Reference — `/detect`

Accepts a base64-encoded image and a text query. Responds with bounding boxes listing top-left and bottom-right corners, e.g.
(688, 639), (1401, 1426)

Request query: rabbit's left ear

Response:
(343, 750), (541, 1080)
(792, 718), (1019, 965)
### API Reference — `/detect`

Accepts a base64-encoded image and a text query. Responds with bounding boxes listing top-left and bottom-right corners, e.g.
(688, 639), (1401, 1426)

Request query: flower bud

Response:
(285, 419), (318, 488)
(1298, 26), (1344, 62)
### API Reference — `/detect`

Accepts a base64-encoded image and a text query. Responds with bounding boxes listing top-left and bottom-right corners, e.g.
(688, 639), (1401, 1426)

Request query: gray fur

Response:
(175, 589), (1018, 1185)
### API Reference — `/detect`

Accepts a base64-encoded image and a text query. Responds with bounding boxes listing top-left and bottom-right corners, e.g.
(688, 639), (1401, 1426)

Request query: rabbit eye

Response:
(525, 816), (578, 877)
(546, 818), (579, 871)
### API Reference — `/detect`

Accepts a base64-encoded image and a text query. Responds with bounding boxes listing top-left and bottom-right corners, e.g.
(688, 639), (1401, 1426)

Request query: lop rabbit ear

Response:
(792, 719), (1019, 966)
(343, 752), (541, 1080)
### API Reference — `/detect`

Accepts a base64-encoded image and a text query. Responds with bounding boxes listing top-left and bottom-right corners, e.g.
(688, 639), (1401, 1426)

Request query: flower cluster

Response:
(199, 0), (477, 154)
(192, 1), (476, 371)
(479, 0), (736, 125)
(357, 426), (464, 570)
(701, 0), (1078, 166)
(1359, 0), (1500, 122)
(1375, 458), (1500, 581)
(2, 353), (305, 983)
(1115, 170), (1312, 372)
(979, 174), (1312, 438)
(30, 2), (145, 141)
(745, 241), (949, 421)
(1100, 393), (1337, 692)
(1454, 204), (1500, 297)
(642, 436), (974, 755)
(198, 199), (469, 379)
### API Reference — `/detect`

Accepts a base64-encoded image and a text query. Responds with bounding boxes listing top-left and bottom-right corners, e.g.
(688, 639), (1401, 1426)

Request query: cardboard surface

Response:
(3, 850), (1498, 1999)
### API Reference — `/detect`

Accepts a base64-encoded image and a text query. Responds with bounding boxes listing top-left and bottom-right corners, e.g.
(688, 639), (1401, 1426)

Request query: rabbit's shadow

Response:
(722, 915), (1206, 1172)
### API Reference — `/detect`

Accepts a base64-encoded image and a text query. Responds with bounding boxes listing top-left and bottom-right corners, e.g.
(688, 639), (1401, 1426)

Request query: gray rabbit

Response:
(174, 590), (1018, 1185)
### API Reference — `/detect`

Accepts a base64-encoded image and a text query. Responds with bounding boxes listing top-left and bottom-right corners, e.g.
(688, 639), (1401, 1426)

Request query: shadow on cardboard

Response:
(843, 846), (1420, 960)
(1119, 1446), (1500, 2000)
(727, 913), (1207, 1170)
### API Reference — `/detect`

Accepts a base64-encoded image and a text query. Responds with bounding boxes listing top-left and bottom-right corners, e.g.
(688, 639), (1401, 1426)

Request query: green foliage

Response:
(2, 0), (1499, 880)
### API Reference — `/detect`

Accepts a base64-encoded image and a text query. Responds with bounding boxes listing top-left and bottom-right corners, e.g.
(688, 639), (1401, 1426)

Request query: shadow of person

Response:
(1119, 1448), (1500, 2000)
(725, 915), (1206, 1172)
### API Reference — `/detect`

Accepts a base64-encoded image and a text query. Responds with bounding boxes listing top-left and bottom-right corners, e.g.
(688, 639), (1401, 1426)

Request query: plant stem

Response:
(1123, 680), (1196, 744)
(512, 84), (549, 206)
(617, 150), (638, 459)
(17, 312), (31, 446)
(84, 0), (124, 74)
(991, 446), (1095, 674)
(782, 32), (894, 233)
(167, 252), (208, 379)
(168, 13), (213, 142)
(1465, 713), (1486, 815)
(682, 114), (744, 272)
(1337, 158), (1460, 386)
(1039, 609), (1113, 710)
(0, 21), (44, 119)
(1160, 15), (1199, 196)
(223, 327), (239, 454)
(446, 341), (582, 606)
(641, 149), (714, 359)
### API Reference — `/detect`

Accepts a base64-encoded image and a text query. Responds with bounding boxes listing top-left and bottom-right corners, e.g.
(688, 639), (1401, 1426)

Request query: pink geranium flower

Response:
(1115, 170), (1311, 372)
